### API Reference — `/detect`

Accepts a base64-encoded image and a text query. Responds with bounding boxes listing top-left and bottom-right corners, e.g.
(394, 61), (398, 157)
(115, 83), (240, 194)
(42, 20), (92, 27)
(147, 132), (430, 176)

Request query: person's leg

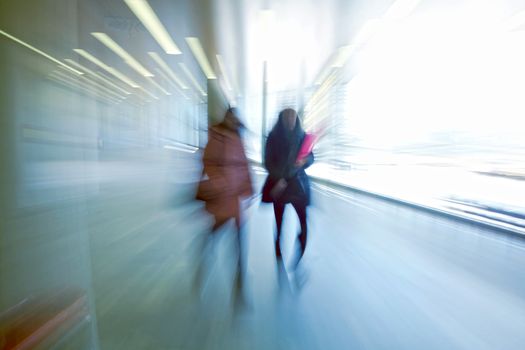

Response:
(273, 202), (285, 259)
(212, 217), (229, 232)
(232, 211), (247, 308)
(193, 214), (229, 294)
(292, 201), (308, 260)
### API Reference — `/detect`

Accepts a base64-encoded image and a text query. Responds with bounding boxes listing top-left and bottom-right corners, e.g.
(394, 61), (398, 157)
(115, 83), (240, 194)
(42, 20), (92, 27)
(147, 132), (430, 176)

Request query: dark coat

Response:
(261, 129), (314, 205)
(201, 125), (253, 223)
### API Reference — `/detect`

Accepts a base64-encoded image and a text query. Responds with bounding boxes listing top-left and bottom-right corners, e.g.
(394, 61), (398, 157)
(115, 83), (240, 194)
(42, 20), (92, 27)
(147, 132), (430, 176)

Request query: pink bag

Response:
(296, 133), (317, 162)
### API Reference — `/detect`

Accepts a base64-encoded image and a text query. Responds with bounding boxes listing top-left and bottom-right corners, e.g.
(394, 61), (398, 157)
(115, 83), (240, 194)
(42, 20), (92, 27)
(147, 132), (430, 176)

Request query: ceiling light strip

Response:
(64, 59), (132, 95)
(91, 32), (153, 77)
(48, 72), (119, 104)
(216, 54), (233, 91)
(73, 49), (140, 88)
(0, 29), (83, 75)
(185, 37), (216, 79)
(146, 77), (170, 95)
(178, 63), (206, 96)
(124, 0), (181, 54)
(154, 68), (188, 99)
(57, 65), (126, 100)
(148, 52), (188, 89)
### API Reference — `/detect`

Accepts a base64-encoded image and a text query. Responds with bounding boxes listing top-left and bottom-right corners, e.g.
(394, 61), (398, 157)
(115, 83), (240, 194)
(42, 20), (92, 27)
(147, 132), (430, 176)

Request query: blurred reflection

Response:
(1, 0), (525, 349)
(0, 289), (90, 349)
(1, 0), (204, 348)
(293, 1), (525, 234)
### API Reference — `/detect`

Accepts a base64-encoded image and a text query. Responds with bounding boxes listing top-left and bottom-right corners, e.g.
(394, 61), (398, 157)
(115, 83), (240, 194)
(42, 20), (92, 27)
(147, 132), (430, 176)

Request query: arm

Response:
(202, 129), (227, 189)
(240, 145), (254, 198)
(303, 151), (314, 169)
(241, 162), (254, 197)
(295, 151), (314, 170)
(264, 134), (281, 178)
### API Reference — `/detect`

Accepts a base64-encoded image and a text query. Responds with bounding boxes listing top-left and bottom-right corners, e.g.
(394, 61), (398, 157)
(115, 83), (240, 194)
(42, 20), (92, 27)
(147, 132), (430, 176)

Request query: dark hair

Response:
(272, 108), (303, 136)
(222, 107), (245, 130)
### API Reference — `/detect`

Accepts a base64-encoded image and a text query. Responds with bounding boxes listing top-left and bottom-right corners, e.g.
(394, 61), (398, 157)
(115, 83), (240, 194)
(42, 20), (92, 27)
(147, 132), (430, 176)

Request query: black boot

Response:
(298, 233), (306, 260)
(275, 239), (282, 260)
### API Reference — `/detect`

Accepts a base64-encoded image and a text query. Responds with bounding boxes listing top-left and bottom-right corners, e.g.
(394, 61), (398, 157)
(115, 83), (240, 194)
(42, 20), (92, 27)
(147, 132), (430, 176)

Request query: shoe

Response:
(277, 259), (291, 292)
(275, 240), (282, 259)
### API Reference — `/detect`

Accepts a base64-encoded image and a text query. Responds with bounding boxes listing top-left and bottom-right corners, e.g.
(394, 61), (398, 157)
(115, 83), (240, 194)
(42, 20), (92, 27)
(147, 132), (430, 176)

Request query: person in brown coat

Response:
(200, 109), (253, 229)
(195, 107), (253, 306)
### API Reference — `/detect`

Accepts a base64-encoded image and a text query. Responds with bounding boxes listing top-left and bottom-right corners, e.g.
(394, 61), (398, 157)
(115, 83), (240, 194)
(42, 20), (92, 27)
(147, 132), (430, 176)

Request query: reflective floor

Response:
(86, 152), (525, 350)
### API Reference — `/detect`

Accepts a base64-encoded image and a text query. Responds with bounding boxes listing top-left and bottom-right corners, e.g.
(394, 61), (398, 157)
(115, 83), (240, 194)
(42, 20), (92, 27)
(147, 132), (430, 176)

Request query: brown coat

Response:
(201, 125), (253, 224)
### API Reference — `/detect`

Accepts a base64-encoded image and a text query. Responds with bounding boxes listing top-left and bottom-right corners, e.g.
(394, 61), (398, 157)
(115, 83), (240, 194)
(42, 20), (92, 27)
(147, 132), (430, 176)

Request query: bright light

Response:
(216, 54), (233, 91)
(123, 0), (181, 55)
(148, 52), (188, 89)
(353, 19), (383, 46)
(178, 63), (206, 96)
(185, 37), (217, 79)
(48, 70), (120, 104)
(57, 65), (127, 100)
(257, 9), (275, 61)
(64, 59), (132, 95)
(504, 10), (525, 31)
(0, 29), (83, 75)
(331, 45), (356, 68)
(91, 32), (153, 77)
(348, 8), (525, 149)
(383, 0), (422, 21)
(139, 86), (159, 100)
(154, 68), (187, 99)
(73, 49), (140, 88)
(146, 77), (170, 95)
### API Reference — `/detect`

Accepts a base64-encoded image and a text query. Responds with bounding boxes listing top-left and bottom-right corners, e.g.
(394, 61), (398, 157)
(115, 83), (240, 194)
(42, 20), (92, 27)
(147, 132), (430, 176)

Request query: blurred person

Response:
(262, 108), (314, 272)
(194, 107), (253, 306)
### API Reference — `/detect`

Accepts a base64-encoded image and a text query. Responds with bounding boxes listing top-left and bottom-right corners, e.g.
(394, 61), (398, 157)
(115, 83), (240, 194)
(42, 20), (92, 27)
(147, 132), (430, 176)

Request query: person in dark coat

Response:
(262, 108), (314, 266)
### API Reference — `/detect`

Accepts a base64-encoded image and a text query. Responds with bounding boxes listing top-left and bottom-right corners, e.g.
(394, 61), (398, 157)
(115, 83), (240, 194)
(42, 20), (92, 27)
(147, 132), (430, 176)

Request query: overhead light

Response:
(178, 63), (206, 96)
(0, 29), (83, 75)
(314, 53), (337, 86)
(185, 37), (216, 79)
(139, 86), (159, 100)
(154, 67), (177, 89)
(259, 10), (275, 32)
(91, 32), (153, 77)
(148, 52), (188, 89)
(331, 45), (355, 68)
(48, 71), (120, 104)
(57, 65), (126, 100)
(64, 59), (132, 95)
(73, 49), (140, 88)
(107, 67), (140, 89)
(49, 77), (117, 105)
(124, 0), (181, 54)
(216, 54), (233, 91)
(146, 77), (170, 95)
(353, 19), (382, 46)
(154, 68), (189, 99)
